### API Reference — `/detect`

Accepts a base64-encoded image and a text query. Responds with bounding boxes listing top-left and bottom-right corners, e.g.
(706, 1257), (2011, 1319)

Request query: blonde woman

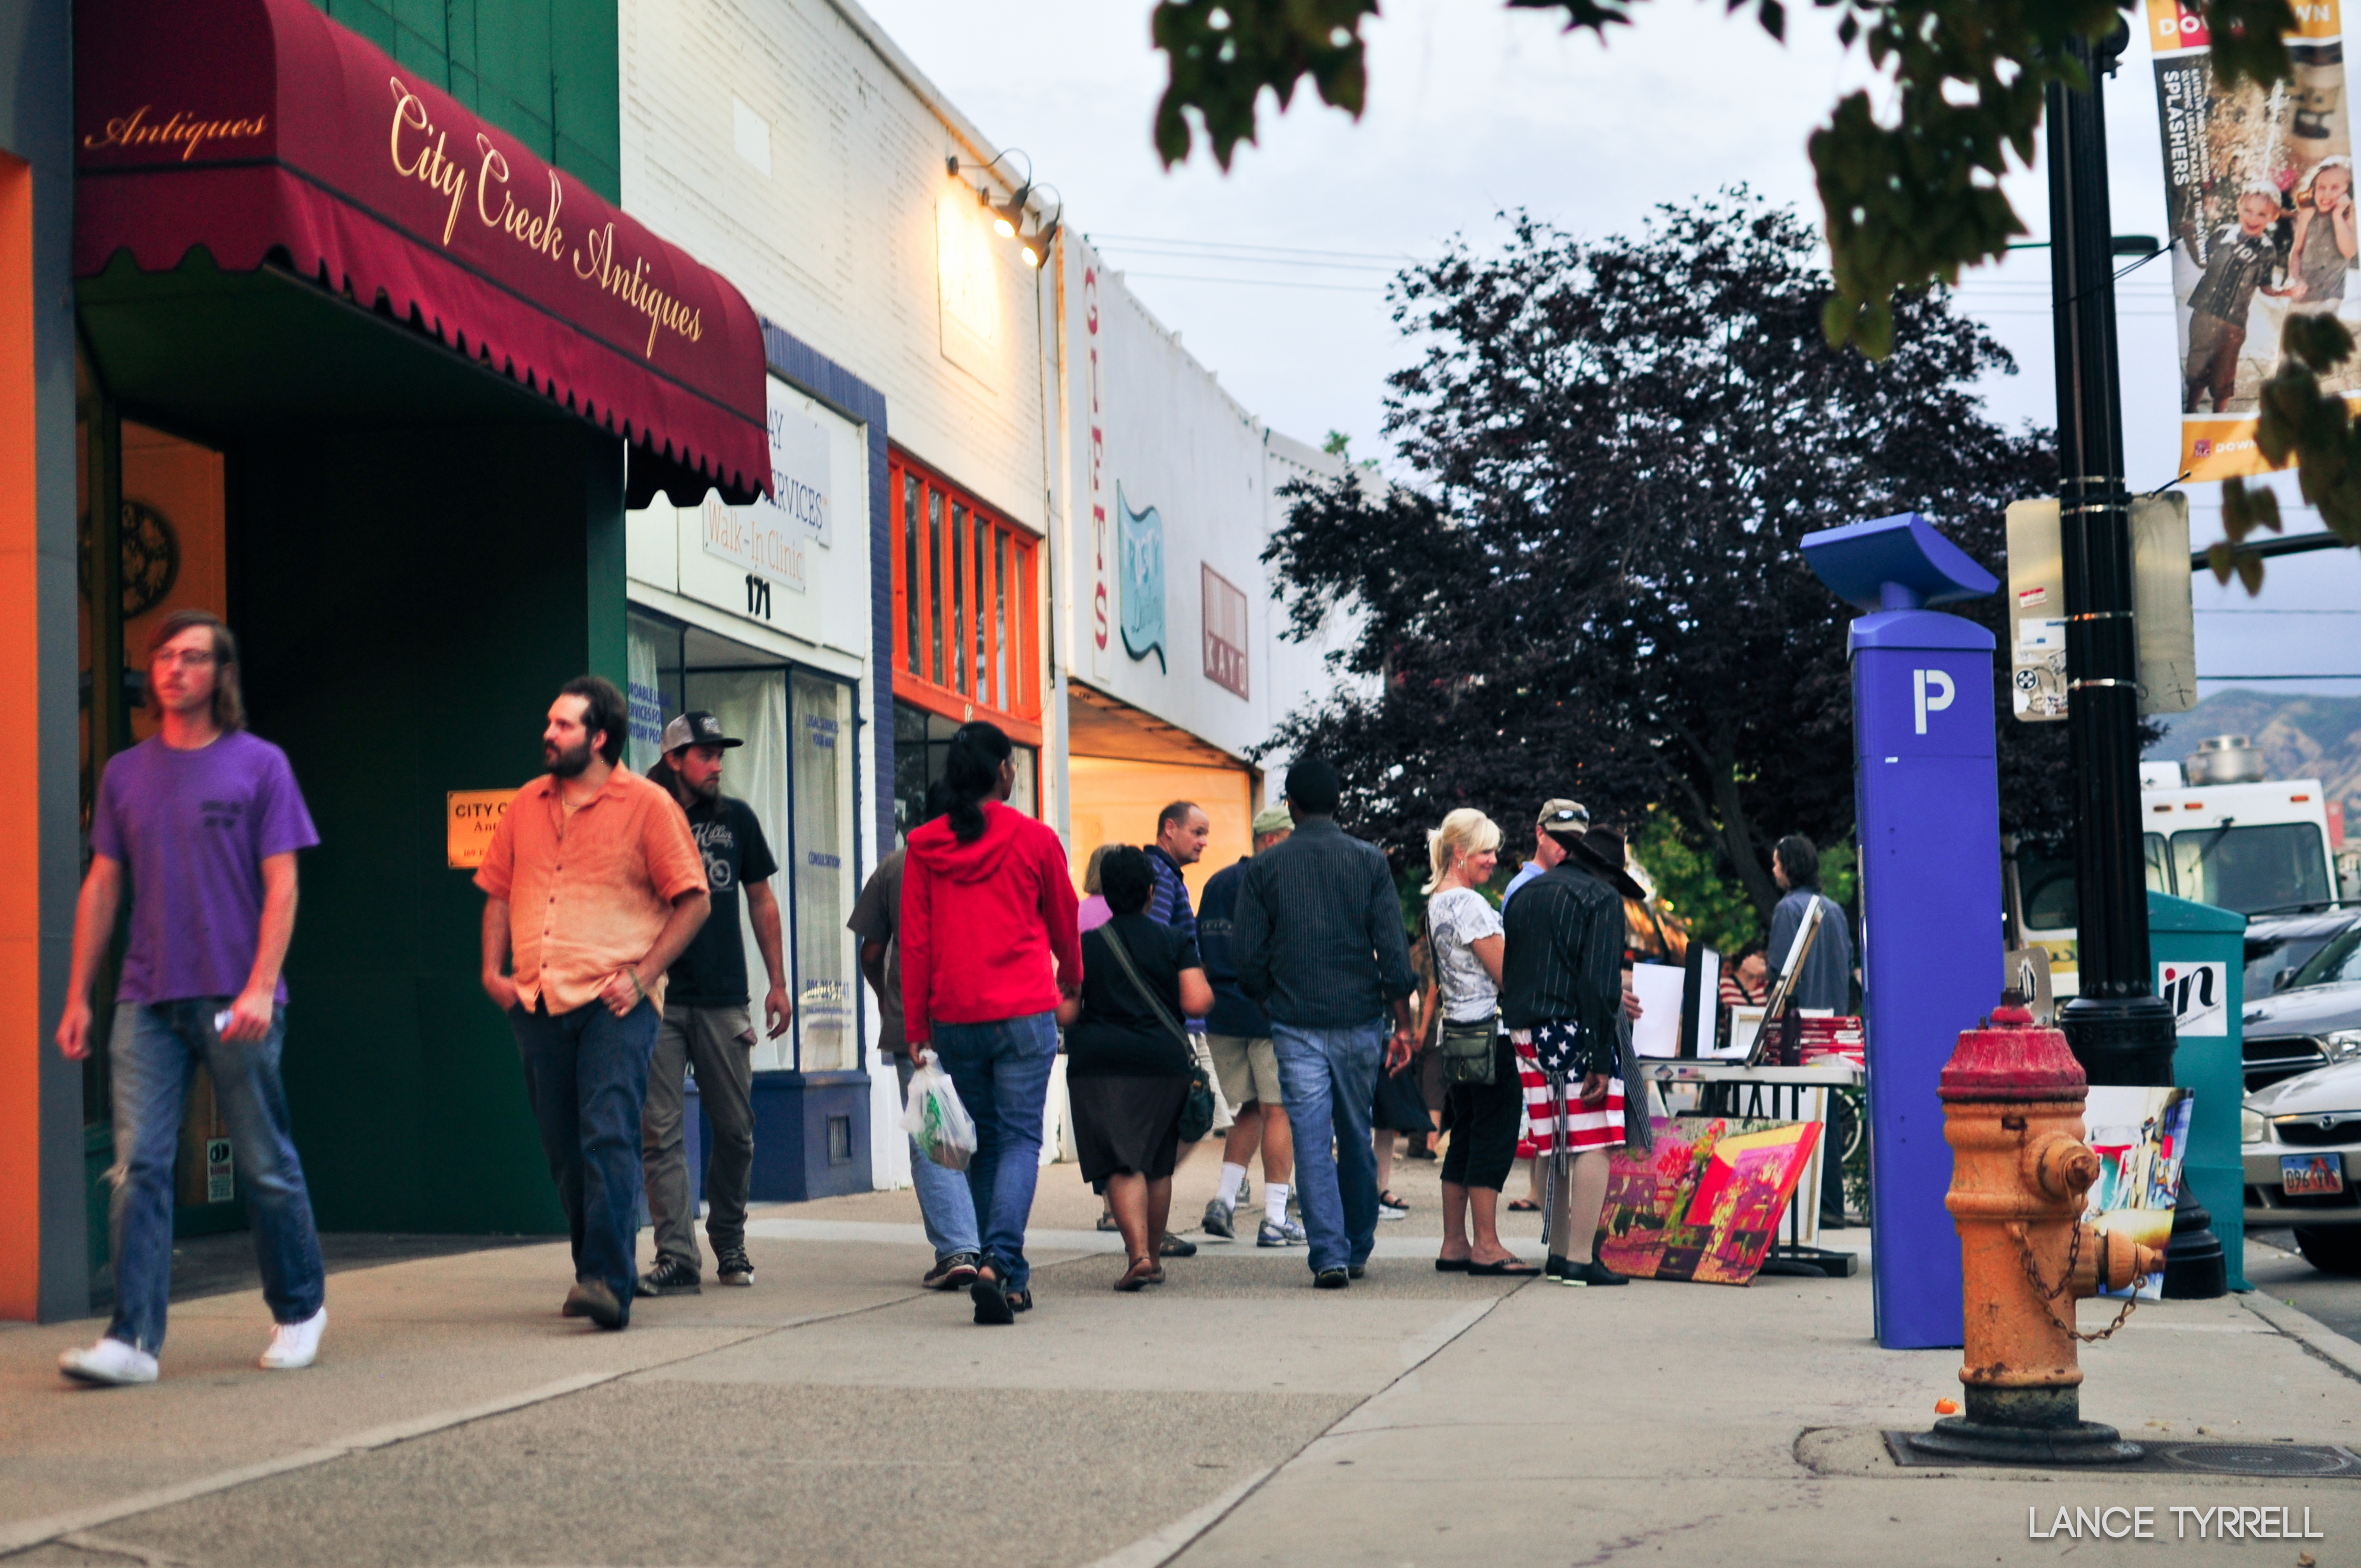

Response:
(1420, 810), (1537, 1276)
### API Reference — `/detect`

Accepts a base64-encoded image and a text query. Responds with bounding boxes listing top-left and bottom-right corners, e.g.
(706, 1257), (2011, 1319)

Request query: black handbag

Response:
(1424, 900), (1498, 1087)
(1097, 923), (1218, 1143)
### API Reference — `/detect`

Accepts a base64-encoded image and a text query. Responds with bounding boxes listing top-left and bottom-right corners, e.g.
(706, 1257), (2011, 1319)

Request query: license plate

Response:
(2283, 1153), (2346, 1197)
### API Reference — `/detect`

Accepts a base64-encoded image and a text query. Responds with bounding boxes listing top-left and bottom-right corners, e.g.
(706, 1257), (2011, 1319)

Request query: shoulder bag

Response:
(1426, 897), (1499, 1088)
(1097, 923), (1219, 1143)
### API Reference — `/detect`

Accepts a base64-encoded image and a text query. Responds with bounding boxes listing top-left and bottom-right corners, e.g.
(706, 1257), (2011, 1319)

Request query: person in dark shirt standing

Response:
(637, 712), (788, 1298)
(1197, 805), (1303, 1246)
(1231, 758), (1417, 1290)
(2183, 183), (2291, 413)
(1500, 818), (1634, 1287)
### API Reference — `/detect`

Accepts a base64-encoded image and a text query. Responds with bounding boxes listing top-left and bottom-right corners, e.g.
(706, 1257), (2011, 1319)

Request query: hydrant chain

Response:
(2011, 1220), (2145, 1343)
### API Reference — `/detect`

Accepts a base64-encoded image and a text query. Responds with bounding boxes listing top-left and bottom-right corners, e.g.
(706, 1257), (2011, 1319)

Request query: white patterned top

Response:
(1427, 887), (1505, 1024)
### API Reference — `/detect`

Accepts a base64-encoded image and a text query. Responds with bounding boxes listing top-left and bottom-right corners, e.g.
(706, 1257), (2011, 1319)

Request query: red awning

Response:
(74, 0), (769, 503)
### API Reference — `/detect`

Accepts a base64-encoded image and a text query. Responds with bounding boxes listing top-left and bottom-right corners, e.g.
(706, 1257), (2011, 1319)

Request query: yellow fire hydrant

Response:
(1904, 993), (2165, 1465)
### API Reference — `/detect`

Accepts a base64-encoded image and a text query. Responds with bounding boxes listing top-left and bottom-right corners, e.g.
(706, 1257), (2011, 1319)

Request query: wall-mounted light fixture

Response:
(947, 150), (1060, 267)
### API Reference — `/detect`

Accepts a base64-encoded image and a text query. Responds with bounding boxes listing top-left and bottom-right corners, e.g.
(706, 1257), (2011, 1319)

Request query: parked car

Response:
(2240, 915), (2361, 1092)
(2245, 906), (2360, 1002)
(2245, 1054), (2361, 1273)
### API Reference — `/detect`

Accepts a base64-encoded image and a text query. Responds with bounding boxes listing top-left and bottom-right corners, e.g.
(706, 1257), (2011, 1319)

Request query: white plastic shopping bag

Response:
(901, 1050), (977, 1171)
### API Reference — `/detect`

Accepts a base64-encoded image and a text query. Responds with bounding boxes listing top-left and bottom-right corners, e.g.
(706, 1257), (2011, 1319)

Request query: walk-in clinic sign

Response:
(447, 789), (517, 869)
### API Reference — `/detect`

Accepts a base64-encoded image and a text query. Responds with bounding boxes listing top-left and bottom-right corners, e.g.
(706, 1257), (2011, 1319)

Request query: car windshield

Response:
(2289, 926), (2361, 989)
(2170, 822), (2332, 916)
(2249, 932), (2340, 995)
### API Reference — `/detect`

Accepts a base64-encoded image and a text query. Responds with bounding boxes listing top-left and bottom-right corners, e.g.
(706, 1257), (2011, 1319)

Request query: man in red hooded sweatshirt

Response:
(900, 722), (1081, 1325)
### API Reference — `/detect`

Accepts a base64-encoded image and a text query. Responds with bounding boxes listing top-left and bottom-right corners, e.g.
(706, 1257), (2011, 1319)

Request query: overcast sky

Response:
(859, 0), (2361, 703)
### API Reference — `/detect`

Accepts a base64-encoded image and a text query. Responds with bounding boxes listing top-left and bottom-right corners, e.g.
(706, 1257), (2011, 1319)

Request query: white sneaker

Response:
(259, 1305), (326, 1370)
(60, 1337), (157, 1386)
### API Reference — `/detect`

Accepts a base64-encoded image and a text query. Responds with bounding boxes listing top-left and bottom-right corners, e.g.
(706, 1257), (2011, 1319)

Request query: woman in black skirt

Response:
(1055, 846), (1212, 1290)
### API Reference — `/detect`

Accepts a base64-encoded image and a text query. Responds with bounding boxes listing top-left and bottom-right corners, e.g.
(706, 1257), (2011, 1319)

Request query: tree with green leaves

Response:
(1152, 0), (2361, 585)
(1258, 192), (2086, 922)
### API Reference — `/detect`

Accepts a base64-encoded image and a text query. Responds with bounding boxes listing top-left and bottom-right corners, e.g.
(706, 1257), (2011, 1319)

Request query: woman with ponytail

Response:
(900, 722), (1081, 1324)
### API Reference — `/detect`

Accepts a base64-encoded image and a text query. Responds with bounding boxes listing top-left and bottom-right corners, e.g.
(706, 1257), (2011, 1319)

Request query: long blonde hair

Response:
(1423, 808), (1501, 894)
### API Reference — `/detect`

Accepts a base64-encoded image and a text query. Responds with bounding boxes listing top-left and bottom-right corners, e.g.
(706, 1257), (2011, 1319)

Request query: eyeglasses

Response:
(153, 649), (216, 668)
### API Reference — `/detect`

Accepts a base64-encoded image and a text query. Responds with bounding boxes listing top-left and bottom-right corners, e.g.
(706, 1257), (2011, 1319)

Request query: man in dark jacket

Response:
(1197, 805), (1304, 1245)
(1231, 759), (1417, 1289)
(1500, 817), (1630, 1287)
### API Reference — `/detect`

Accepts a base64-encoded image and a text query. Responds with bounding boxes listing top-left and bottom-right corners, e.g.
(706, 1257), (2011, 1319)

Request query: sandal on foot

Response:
(1467, 1257), (1543, 1277)
(1507, 1198), (1541, 1212)
(1434, 1255), (1471, 1273)
(971, 1267), (1015, 1324)
(1116, 1255), (1156, 1292)
(1006, 1287), (1033, 1312)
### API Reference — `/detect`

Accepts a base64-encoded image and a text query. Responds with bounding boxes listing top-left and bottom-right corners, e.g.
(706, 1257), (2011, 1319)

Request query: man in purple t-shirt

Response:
(55, 610), (326, 1386)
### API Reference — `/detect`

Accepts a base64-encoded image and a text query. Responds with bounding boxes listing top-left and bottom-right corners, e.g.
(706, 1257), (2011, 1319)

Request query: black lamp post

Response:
(2044, 23), (2226, 1299)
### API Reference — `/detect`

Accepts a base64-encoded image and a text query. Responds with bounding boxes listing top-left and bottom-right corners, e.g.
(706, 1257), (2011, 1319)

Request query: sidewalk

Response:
(0, 1148), (2356, 1566)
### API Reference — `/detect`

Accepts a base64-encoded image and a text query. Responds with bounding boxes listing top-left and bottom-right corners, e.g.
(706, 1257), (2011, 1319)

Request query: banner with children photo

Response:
(2150, 0), (2357, 481)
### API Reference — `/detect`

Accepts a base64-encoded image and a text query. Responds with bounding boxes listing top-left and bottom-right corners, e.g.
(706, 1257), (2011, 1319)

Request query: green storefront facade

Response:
(68, 0), (777, 1279)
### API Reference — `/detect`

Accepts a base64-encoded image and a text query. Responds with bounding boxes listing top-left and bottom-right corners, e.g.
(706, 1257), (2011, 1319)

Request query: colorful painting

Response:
(2083, 1085), (2193, 1302)
(1597, 1116), (1821, 1286)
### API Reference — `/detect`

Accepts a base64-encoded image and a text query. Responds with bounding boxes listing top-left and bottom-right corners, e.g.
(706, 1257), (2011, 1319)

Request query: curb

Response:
(2239, 1287), (2361, 1384)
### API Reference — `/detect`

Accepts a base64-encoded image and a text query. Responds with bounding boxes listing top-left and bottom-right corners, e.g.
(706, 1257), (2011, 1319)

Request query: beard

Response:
(545, 737), (594, 778)
(689, 772), (722, 801)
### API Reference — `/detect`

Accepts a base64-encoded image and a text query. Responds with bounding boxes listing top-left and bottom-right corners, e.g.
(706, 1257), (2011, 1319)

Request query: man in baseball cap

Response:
(638, 710), (788, 1299)
(1503, 799), (1589, 910)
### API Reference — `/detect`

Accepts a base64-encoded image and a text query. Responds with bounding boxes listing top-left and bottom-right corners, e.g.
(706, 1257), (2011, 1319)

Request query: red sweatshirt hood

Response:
(908, 800), (1031, 884)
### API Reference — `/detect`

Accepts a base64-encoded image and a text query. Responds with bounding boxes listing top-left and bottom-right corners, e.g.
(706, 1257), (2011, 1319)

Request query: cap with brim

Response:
(659, 710), (744, 753)
(1251, 805), (1294, 836)
(1537, 799), (1590, 833)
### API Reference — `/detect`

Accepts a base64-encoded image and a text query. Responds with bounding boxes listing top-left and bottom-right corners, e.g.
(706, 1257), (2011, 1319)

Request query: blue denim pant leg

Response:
(933, 1014), (1056, 1292)
(105, 1005), (196, 1353)
(103, 999), (326, 1355)
(1270, 1019), (1387, 1275)
(511, 999), (658, 1320)
(896, 1053), (980, 1263)
(202, 1006), (326, 1327)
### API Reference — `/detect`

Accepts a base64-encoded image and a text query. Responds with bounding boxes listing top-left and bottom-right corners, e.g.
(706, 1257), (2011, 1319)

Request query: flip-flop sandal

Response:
(1467, 1258), (1544, 1277)
(1507, 1198), (1541, 1212)
(1114, 1256), (1157, 1292)
(1434, 1257), (1471, 1273)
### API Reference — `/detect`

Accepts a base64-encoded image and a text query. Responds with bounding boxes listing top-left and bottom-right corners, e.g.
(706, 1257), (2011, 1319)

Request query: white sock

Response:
(1217, 1162), (1247, 1208)
(1264, 1183), (1290, 1226)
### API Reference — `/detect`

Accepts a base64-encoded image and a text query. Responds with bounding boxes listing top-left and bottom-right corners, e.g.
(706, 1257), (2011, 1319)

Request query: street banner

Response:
(2149, 0), (2356, 480)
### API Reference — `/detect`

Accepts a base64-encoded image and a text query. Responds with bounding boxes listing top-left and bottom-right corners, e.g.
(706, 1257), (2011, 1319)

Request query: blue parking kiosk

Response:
(1802, 512), (2000, 1351)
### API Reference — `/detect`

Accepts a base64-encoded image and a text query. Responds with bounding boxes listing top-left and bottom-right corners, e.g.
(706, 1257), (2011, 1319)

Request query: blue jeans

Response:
(509, 999), (659, 1321)
(896, 1053), (980, 1263)
(1270, 1018), (1387, 1275)
(107, 1000), (326, 1354)
(931, 1014), (1057, 1291)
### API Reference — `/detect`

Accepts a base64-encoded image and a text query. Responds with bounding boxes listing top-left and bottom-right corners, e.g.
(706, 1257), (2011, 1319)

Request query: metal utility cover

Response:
(2005, 495), (2197, 722)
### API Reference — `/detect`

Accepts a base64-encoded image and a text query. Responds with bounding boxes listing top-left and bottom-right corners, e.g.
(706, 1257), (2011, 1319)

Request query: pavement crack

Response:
(52, 1534), (202, 1567)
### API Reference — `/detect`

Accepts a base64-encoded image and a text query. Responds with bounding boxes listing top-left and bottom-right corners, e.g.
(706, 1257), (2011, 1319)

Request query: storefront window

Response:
(792, 673), (859, 1072)
(626, 611), (684, 775)
(887, 449), (1041, 741)
(636, 606), (869, 1073)
(893, 699), (1037, 842)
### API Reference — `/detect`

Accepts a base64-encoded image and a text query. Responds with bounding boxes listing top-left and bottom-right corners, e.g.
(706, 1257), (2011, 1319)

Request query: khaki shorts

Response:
(1207, 1033), (1282, 1111)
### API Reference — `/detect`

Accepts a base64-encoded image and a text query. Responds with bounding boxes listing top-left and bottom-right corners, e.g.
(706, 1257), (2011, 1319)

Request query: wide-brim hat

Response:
(1550, 823), (1646, 901)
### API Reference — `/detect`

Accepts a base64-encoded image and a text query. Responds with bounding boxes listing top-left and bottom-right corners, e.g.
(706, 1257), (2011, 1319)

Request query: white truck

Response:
(2005, 737), (2343, 999)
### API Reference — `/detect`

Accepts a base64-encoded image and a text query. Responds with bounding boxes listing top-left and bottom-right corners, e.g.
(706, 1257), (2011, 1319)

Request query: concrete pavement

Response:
(1, 1147), (2358, 1565)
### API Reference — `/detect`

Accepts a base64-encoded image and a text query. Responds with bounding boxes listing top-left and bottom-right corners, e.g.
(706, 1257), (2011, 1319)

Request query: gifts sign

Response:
(2149, 0), (2360, 481)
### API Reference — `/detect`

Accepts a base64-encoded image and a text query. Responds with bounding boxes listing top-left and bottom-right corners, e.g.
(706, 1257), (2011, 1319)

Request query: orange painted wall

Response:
(0, 153), (42, 1318)
(1066, 757), (1253, 907)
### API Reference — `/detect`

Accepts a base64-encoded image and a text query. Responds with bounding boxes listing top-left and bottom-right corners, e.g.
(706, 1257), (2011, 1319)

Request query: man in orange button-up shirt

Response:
(476, 675), (708, 1331)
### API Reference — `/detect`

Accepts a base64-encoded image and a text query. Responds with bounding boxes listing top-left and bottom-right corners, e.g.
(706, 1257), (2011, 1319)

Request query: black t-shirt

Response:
(1066, 913), (1201, 1078)
(664, 792), (779, 1007)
